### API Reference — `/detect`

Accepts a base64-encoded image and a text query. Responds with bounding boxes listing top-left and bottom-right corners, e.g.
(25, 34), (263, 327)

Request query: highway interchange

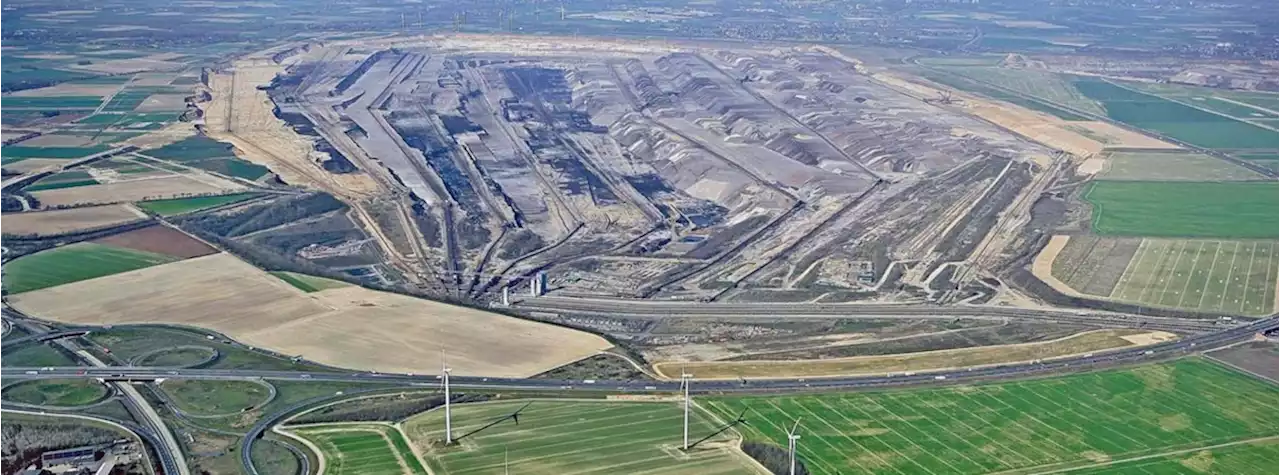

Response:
(2, 301), (1274, 475)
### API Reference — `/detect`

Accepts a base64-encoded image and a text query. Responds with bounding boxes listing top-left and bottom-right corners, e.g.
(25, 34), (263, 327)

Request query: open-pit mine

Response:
(239, 35), (1061, 307)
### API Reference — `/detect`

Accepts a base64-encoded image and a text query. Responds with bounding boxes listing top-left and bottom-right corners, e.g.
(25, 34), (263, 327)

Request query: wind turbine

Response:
(442, 351), (453, 444)
(786, 418), (802, 475)
(681, 369), (692, 450)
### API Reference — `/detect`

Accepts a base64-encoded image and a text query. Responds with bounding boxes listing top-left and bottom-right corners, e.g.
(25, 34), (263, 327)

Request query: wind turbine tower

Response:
(786, 419), (802, 475)
(681, 371), (693, 450)
(442, 358), (454, 444)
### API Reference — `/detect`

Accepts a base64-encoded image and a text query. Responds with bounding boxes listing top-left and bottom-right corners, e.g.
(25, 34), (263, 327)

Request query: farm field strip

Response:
(1072, 78), (1279, 150)
(1099, 151), (1266, 182)
(1083, 181), (1278, 239)
(1059, 437), (1278, 474)
(290, 424), (426, 475)
(707, 359), (1279, 475)
(655, 329), (1168, 380)
(1110, 239), (1277, 315)
(135, 192), (260, 215)
(404, 400), (758, 475)
(1, 242), (180, 294)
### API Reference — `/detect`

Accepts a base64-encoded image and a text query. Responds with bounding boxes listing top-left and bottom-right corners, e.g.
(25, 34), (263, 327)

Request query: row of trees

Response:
(1, 422), (122, 473)
(291, 393), (490, 424)
(176, 192), (344, 238)
(741, 441), (810, 475)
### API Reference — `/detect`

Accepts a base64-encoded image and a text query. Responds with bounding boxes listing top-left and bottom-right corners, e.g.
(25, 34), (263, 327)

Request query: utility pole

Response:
(443, 354), (453, 444)
(786, 418), (802, 475)
(681, 370), (692, 450)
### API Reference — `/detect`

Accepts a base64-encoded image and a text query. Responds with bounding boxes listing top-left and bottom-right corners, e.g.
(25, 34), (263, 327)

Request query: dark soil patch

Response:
(92, 225), (216, 258)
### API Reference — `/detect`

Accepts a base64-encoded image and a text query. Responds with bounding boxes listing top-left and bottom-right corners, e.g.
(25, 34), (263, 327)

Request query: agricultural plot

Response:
(1073, 78), (1279, 150)
(1, 204), (146, 236)
(1, 95), (103, 109)
(1049, 235), (1142, 297)
(1066, 438), (1278, 474)
(1, 144), (109, 160)
(136, 192), (260, 215)
(100, 90), (154, 112)
(2, 242), (179, 294)
(91, 225), (217, 258)
(9, 253), (611, 377)
(1110, 239), (1277, 316)
(24, 169), (99, 191)
(403, 400), (759, 475)
(1126, 82), (1279, 119)
(1100, 151), (1266, 182)
(270, 271), (350, 292)
(30, 173), (245, 207)
(707, 358), (1279, 475)
(289, 423), (428, 475)
(141, 136), (271, 180)
(1084, 181), (1278, 239)
(656, 329), (1171, 379)
(911, 69), (1089, 121)
(930, 67), (1105, 116)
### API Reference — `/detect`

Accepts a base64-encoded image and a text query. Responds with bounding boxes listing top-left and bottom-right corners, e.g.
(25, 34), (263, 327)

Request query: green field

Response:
(1100, 152), (1265, 182)
(136, 192), (259, 215)
(707, 359), (1278, 475)
(930, 66), (1106, 115)
(0, 145), (109, 159)
(290, 423), (428, 475)
(160, 380), (273, 415)
(0, 344), (77, 367)
(1073, 78), (1279, 150)
(101, 90), (154, 112)
(404, 400), (757, 475)
(2, 95), (104, 109)
(3, 242), (179, 294)
(1111, 239), (1277, 316)
(141, 136), (270, 179)
(1084, 181), (1279, 238)
(911, 68), (1089, 120)
(2, 379), (110, 407)
(1126, 82), (1279, 119)
(1066, 438), (1278, 474)
(270, 271), (350, 293)
(25, 170), (100, 191)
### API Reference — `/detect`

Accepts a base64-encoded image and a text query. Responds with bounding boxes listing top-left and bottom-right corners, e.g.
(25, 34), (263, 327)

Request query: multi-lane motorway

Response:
(7, 316), (1273, 391)
(4, 304), (1272, 475)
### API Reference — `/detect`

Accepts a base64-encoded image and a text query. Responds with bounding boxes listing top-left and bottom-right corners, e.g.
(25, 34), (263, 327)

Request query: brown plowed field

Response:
(91, 225), (216, 258)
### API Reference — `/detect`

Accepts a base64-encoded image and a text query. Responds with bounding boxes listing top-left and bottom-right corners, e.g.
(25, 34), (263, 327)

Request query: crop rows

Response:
(1112, 239), (1277, 315)
(706, 359), (1278, 475)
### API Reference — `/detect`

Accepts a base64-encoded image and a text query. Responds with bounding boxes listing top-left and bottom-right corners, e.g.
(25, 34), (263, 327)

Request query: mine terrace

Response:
(260, 35), (1054, 305)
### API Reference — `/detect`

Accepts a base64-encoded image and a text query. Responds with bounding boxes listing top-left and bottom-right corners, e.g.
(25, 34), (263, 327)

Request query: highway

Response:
(7, 317), (1273, 392)
(515, 296), (1227, 333)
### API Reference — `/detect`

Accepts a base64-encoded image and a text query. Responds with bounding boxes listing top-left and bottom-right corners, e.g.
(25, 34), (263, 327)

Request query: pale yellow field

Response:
(653, 329), (1173, 380)
(10, 253), (611, 377)
(1, 158), (70, 174)
(2, 204), (147, 236)
(31, 174), (243, 206)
